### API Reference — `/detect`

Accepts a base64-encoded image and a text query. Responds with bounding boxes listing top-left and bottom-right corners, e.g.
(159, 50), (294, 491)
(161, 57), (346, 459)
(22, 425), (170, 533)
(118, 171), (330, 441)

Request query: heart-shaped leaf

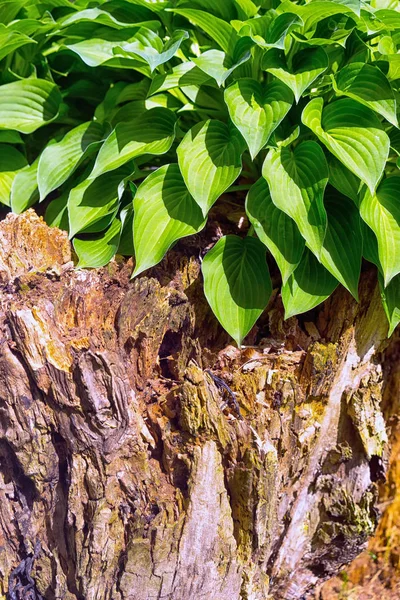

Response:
(321, 189), (362, 299)
(193, 40), (252, 87)
(133, 164), (206, 276)
(333, 62), (398, 127)
(262, 140), (328, 258)
(360, 177), (400, 287)
(38, 121), (105, 201)
(224, 78), (293, 159)
(73, 218), (122, 269)
(202, 235), (272, 345)
(92, 107), (176, 177)
(262, 47), (328, 102)
(282, 249), (339, 319)
(246, 177), (304, 283)
(0, 79), (61, 134)
(177, 119), (245, 216)
(302, 98), (390, 193)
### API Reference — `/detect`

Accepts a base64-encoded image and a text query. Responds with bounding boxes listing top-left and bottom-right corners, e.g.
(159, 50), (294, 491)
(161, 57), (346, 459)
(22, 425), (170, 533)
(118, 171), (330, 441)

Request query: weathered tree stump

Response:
(0, 210), (394, 600)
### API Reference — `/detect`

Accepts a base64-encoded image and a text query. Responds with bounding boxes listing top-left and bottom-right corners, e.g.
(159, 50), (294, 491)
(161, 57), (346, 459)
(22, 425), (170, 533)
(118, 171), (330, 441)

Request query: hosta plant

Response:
(1, 0), (400, 345)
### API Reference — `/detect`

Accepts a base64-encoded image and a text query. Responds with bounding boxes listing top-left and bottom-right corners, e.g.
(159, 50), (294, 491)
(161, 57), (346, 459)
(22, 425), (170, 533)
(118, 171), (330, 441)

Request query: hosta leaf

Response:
(262, 47), (328, 103)
(132, 164), (206, 276)
(262, 141), (328, 257)
(327, 154), (360, 205)
(282, 249), (339, 319)
(148, 62), (212, 95)
(224, 78), (293, 159)
(202, 235), (272, 345)
(169, 9), (237, 53)
(308, 0), (360, 16)
(10, 159), (39, 214)
(0, 145), (27, 206)
(65, 39), (151, 74)
(73, 218), (122, 269)
(116, 29), (189, 72)
(379, 273), (400, 337)
(333, 62), (398, 127)
(237, 11), (302, 49)
(68, 165), (133, 238)
(246, 177), (304, 284)
(38, 121), (105, 201)
(92, 107), (176, 177)
(0, 131), (23, 144)
(45, 193), (69, 231)
(118, 199), (135, 257)
(0, 28), (36, 61)
(177, 120), (245, 216)
(278, 1), (355, 31)
(302, 98), (390, 194)
(192, 42), (252, 87)
(321, 189), (362, 299)
(360, 177), (400, 286)
(57, 7), (150, 29)
(0, 79), (62, 134)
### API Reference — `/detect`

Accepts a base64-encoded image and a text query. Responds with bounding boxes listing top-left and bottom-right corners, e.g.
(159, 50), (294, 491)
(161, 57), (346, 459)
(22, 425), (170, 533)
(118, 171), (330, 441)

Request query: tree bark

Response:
(0, 210), (394, 600)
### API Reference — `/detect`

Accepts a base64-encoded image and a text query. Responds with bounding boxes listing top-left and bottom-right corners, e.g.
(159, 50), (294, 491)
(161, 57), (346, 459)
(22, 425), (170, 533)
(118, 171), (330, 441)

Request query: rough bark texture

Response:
(0, 210), (395, 600)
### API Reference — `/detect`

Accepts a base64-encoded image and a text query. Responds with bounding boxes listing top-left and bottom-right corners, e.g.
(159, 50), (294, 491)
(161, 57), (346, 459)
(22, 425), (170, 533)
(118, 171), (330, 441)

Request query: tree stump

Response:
(0, 210), (394, 600)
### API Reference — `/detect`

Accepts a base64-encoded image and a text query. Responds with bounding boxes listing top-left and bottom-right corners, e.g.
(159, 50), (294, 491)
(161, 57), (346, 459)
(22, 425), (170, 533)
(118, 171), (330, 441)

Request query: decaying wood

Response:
(0, 210), (395, 600)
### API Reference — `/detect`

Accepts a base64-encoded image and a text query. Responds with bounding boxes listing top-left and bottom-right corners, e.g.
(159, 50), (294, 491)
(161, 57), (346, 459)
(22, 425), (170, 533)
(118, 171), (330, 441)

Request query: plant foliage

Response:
(1, 0), (400, 344)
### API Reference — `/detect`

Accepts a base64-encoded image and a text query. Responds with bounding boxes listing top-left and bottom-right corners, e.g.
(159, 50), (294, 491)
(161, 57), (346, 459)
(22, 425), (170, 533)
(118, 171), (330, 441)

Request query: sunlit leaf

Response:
(73, 218), (122, 268)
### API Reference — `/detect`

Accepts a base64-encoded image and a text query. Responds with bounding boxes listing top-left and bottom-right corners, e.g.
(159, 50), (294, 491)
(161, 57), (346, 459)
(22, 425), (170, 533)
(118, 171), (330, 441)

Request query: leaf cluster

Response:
(1, 0), (400, 344)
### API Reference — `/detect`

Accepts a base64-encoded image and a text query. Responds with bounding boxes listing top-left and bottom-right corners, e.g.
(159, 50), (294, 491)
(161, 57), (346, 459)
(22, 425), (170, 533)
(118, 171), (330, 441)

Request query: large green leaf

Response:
(92, 107), (176, 177)
(236, 10), (302, 49)
(116, 29), (189, 72)
(0, 27), (36, 61)
(262, 47), (328, 103)
(38, 121), (105, 201)
(0, 79), (62, 134)
(246, 177), (304, 283)
(132, 164), (206, 276)
(321, 189), (362, 299)
(333, 62), (398, 127)
(148, 61), (212, 96)
(327, 154), (360, 205)
(73, 218), (122, 269)
(224, 78), (293, 159)
(68, 164), (133, 238)
(379, 273), (400, 337)
(10, 159), (39, 214)
(202, 235), (272, 345)
(360, 177), (400, 286)
(282, 249), (339, 319)
(278, 1), (356, 31)
(262, 141), (328, 257)
(0, 145), (27, 206)
(57, 7), (153, 29)
(177, 119), (245, 216)
(169, 8), (237, 52)
(302, 98), (390, 193)
(192, 42), (252, 87)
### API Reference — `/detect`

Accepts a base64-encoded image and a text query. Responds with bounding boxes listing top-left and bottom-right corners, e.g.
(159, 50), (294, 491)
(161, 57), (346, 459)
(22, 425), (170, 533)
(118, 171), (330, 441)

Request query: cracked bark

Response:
(0, 210), (396, 600)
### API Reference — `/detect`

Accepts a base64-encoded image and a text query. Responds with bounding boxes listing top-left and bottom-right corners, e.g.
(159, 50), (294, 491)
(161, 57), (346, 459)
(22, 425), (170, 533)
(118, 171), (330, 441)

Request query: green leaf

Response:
(45, 193), (69, 231)
(302, 98), (390, 194)
(278, 1), (356, 31)
(38, 121), (105, 201)
(192, 41), (252, 87)
(177, 119), (245, 216)
(320, 189), (362, 299)
(73, 218), (122, 269)
(262, 141), (328, 257)
(0, 28), (36, 61)
(118, 201), (134, 256)
(116, 29), (189, 72)
(246, 177), (305, 284)
(327, 154), (360, 205)
(360, 177), (400, 286)
(0, 131), (23, 144)
(236, 11), (302, 49)
(92, 107), (176, 177)
(68, 165), (133, 238)
(148, 61), (212, 96)
(333, 62), (398, 127)
(10, 159), (39, 214)
(65, 38), (151, 75)
(262, 47), (328, 103)
(57, 7), (152, 29)
(169, 8), (237, 52)
(132, 164), (206, 276)
(282, 249), (339, 319)
(379, 273), (400, 337)
(0, 144), (27, 206)
(202, 235), (272, 345)
(224, 78), (293, 159)
(0, 79), (62, 134)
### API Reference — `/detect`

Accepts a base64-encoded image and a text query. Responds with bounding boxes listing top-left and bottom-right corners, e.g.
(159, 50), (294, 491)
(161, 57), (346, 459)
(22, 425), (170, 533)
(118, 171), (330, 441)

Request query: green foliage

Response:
(2, 0), (400, 344)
